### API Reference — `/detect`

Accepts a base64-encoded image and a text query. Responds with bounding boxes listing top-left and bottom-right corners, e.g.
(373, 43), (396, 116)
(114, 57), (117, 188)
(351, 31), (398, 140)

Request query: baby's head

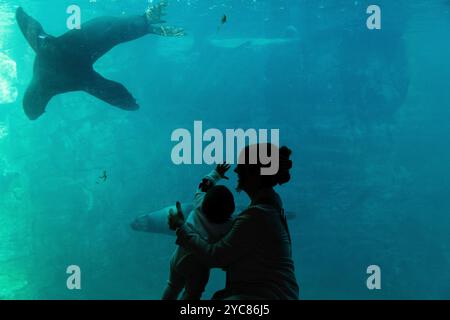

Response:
(202, 185), (235, 224)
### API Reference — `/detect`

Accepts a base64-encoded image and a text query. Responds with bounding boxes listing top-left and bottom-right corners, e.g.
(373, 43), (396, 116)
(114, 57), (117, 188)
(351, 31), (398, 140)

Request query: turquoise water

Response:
(1, 0), (450, 299)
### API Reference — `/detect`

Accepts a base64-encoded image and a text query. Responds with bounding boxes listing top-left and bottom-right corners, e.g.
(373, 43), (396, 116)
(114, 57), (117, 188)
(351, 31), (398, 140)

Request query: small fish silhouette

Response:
(96, 171), (108, 184)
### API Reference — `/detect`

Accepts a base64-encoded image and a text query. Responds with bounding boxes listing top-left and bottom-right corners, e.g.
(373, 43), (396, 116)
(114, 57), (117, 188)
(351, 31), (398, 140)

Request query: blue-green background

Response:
(1, 0), (450, 299)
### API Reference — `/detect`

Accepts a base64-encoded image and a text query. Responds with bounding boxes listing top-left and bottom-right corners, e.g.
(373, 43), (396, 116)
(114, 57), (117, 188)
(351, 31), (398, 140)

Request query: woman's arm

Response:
(175, 210), (259, 268)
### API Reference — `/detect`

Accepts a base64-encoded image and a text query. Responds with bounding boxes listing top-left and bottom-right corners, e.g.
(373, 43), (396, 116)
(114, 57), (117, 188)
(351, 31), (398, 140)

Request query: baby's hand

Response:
(199, 178), (213, 192)
(216, 163), (231, 180)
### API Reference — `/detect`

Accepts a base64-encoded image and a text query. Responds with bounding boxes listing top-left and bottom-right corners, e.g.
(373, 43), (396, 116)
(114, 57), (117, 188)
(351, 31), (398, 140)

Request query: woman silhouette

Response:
(169, 144), (299, 300)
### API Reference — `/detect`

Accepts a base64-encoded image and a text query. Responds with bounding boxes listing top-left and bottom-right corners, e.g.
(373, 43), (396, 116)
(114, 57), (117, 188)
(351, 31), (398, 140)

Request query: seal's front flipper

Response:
(84, 72), (139, 111)
(23, 80), (54, 120)
(16, 7), (47, 52)
(150, 25), (185, 37)
(145, 0), (168, 24)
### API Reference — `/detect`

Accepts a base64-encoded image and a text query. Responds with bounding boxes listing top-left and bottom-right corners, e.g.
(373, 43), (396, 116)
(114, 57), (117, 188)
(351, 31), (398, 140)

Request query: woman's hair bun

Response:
(276, 146), (292, 185)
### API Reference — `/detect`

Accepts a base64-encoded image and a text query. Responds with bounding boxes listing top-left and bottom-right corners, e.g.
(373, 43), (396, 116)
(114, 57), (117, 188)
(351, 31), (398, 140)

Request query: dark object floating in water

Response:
(217, 14), (227, 32)
(97, 171), (107, 184)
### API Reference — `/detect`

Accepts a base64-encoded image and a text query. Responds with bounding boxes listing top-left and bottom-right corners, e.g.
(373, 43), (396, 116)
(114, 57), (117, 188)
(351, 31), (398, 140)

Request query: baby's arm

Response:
(193, 169), (222, 208)
(193, 164), (231, 208)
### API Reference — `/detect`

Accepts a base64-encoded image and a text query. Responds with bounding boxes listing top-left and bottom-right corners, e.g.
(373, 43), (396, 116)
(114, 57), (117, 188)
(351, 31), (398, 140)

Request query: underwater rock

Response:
(155, 37), (194, 60)
(284, 25), (299, 38)
(209, 37), (299, 49)
(0, 52), (18, 104)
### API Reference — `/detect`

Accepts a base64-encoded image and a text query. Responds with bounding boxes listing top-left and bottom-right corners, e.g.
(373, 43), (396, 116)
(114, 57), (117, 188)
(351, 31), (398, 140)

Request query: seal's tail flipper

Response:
(16, 7), (47, 52)
(84, 72), (139, 111)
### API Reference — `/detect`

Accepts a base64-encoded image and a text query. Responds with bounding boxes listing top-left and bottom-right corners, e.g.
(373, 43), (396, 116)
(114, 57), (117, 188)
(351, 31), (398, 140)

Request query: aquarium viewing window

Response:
(0, 0), (449, 314)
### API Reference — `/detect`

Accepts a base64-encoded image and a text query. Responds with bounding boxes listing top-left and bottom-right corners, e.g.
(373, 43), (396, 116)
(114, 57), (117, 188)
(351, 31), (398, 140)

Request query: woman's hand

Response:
(168, 201), (185, 231)
(216, 163), (231, 180)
